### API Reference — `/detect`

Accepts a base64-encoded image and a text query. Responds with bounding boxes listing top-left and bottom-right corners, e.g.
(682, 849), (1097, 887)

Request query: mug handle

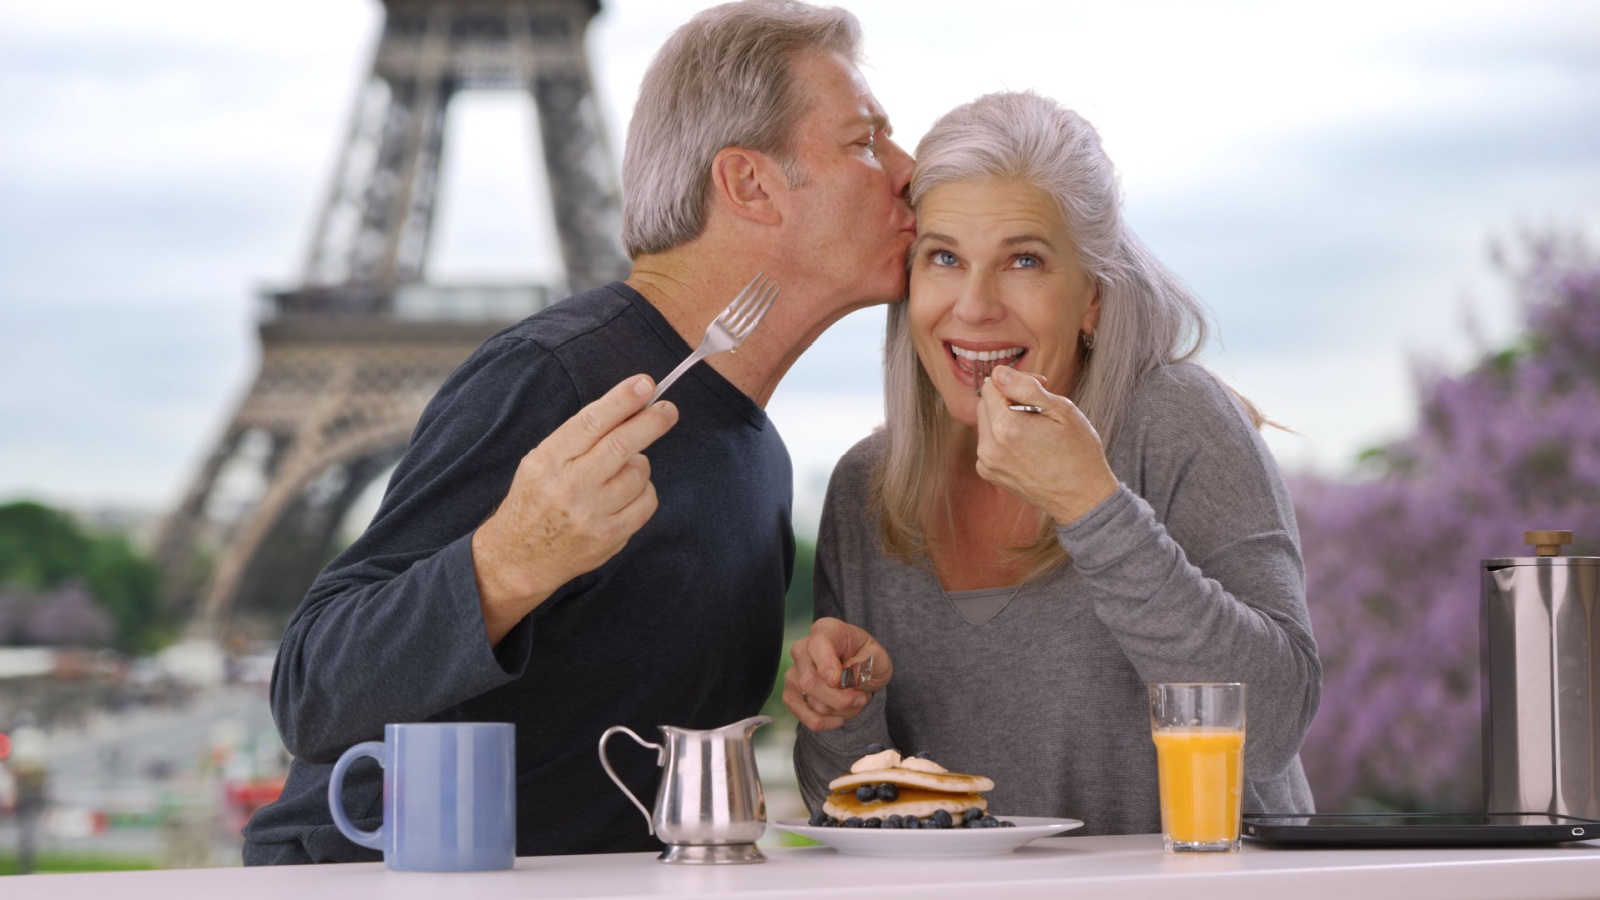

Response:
(598, 726), (663, 835)
(328, 740), (386, 851)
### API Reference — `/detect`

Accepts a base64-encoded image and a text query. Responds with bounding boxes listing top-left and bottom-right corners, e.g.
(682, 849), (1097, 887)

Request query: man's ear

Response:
(709, 146), (784, 226)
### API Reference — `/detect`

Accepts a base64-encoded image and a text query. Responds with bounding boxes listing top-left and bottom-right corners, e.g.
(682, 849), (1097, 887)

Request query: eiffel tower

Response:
(154, 0), (630, 641)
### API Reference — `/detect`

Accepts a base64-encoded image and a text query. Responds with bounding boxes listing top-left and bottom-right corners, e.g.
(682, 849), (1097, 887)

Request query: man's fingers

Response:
(540, 374), (657, 462)
(589, 454), (652, 516)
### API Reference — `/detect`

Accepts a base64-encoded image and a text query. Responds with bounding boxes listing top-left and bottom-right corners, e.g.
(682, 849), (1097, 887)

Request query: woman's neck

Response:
(924, 425), (1040, 590)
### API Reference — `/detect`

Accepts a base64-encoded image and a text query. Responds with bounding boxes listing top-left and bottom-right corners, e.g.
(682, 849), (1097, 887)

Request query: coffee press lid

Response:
(1483, 530), (1600, 568)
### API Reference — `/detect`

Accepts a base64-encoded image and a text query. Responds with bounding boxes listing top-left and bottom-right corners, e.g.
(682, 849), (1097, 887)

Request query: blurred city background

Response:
(1, 0), (1597, 875)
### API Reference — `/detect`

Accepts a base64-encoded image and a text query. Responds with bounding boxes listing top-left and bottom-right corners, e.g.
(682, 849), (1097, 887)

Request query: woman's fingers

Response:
(784, 619), (882, 731)
(975, 366), (1119, 525)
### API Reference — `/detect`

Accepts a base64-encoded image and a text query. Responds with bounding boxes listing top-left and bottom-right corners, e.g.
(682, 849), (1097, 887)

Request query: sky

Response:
(1, 0), (1597, 538)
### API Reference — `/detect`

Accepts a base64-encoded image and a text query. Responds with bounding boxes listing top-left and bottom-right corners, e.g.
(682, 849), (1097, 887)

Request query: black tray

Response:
(1242, 813), (1600, 847)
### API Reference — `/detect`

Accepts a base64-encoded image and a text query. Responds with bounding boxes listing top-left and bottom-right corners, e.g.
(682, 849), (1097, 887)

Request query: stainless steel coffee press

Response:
(1481, 530), (1599, 817)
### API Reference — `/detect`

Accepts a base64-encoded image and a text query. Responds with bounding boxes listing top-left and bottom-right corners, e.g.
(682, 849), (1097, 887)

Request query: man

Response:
(242, 0), (914, 862)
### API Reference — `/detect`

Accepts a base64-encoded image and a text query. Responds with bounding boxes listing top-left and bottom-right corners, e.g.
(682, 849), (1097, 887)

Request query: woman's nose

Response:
(952, 272), (1004, 326)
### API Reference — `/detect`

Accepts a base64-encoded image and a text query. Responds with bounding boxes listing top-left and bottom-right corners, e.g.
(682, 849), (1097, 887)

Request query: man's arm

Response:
(471, 374), (676, 645)
(268, 337), (674, 762)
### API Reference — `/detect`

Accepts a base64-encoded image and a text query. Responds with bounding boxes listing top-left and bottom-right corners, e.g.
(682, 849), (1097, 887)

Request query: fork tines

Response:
(722, 272), (780, 344)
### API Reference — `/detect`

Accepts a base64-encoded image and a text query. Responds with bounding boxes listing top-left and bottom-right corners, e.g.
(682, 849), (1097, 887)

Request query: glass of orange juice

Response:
(1149, 682), (1246, 853)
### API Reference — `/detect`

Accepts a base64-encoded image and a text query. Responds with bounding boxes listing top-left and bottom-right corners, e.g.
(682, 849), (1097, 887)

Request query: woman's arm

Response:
(1061, 366), (1320, 779)
(791, 452), (896, 812)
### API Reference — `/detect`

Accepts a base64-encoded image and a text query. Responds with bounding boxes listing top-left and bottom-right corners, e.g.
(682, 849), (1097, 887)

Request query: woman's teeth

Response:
(951, 345), (1025, 362)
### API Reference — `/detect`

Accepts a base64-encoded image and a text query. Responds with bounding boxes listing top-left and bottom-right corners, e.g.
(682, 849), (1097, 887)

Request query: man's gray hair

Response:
(620, 0), (862, 258)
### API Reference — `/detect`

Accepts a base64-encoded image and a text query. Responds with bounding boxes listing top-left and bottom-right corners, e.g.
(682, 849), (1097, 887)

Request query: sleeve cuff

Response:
(1054, 484), (1160, 573)
(805, 688), (892, 755)
(442, 533), (535, 679)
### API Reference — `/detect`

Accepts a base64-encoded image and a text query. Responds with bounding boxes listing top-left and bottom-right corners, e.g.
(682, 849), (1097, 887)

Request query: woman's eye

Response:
(931, 250), (958, 267)
(861, 134), (878, 158)
(1013, 254), (1041, 269)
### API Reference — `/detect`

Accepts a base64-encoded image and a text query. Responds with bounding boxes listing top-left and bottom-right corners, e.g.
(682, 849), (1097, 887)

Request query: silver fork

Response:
(648, 272), (780, 405)
(975, 358), (1043, 414)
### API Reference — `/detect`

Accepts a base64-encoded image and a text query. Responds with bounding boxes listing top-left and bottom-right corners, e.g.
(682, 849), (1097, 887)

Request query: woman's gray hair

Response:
(620, 0), (862, 258)
(875, 90), (1222, 575)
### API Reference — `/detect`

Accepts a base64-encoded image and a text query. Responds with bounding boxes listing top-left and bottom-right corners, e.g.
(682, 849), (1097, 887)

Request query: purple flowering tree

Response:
(1293, 233), (1600, 811)
(23, 579), (115, 647)
(0, 586), (35, 644)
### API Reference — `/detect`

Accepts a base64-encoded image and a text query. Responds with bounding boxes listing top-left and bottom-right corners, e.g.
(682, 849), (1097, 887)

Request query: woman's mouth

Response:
(946, 342), (1027, 387)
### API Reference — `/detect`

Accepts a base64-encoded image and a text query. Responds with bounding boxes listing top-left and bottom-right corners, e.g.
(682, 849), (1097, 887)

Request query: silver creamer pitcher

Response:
(599, 714), (772, 864)
(1482, 530), (1600, 817)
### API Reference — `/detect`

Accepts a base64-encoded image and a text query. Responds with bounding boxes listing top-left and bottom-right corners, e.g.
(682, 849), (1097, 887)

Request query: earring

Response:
(1083, 330), (1097, 351)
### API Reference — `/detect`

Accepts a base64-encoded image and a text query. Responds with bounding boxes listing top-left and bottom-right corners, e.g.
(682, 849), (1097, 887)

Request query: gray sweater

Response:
(794, 363), (1319, 835)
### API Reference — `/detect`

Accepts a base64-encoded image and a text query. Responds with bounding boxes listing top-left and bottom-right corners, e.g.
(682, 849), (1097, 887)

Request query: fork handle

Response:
(647, 346), (709, 405)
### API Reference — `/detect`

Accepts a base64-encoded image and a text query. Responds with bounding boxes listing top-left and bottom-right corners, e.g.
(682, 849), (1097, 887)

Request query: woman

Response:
(785, 91), (1320, 835)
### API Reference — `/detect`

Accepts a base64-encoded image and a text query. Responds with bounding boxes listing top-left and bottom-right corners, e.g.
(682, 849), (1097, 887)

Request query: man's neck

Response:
(627, 253), (861, 408)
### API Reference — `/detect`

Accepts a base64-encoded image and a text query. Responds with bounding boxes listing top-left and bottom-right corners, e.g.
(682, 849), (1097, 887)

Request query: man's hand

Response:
(784, 617), (893, 732)
(471, 374), (678, 645)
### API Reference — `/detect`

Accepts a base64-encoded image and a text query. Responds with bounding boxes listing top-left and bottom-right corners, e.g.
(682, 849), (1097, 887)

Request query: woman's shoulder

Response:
(828, 428), (888, 496)
(1126, 363), (1256, 437)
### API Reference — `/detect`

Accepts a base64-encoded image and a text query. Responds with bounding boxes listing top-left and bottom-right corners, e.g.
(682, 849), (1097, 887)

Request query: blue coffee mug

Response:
(328, 722), (515, 871)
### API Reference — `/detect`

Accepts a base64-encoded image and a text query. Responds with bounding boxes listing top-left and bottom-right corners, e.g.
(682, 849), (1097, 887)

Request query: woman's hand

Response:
(784, 617), (893, 732)
(975, 365), (1119, 526)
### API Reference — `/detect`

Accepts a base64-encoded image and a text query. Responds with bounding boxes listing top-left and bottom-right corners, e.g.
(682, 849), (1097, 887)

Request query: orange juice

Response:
(1152, 727), (1245, 845)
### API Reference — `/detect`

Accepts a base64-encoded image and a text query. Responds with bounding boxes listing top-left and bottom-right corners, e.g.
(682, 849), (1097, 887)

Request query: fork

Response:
(974, 358), (1043, 414)
(648, 271), (780, 405)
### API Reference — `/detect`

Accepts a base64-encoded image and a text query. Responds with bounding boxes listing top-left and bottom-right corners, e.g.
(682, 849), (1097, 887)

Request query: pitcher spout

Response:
(720, 714), (773, 739)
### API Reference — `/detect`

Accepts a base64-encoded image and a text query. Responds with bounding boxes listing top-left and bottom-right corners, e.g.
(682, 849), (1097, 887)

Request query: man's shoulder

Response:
(498, 282), (640, 353)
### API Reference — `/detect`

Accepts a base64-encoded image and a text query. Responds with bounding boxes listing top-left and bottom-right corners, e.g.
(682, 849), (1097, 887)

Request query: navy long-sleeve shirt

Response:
(244, 283), (793, 862)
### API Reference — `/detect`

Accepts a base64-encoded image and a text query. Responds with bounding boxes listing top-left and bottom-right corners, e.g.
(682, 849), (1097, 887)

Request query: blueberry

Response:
(915, 751), (933, 759)
(931, 809), (953, 829)
(883, 815), (903, 829)
(981, 817), (999, 828)
(963, 807), (983, 823)
(877, 783), (899, 802)
(1001, 820), (1017, 827)
(856, 785), (877, 803)
(864, 817), (882, 828)
(903, 815), (922, 830)
(809, 809), (828, 827)
(843, 817), (863, 828)
(865, 743), (886, 754)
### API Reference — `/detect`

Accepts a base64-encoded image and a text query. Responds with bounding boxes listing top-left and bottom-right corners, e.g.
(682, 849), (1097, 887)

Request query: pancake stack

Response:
(820, 748), (995, 823)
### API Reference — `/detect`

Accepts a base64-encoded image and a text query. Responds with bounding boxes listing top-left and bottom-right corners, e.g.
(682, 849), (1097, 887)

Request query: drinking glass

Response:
(1149, 682), (1246, 853)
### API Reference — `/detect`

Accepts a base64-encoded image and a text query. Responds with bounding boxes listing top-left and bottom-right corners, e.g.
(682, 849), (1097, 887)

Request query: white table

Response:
(8, 834), (1600, 899)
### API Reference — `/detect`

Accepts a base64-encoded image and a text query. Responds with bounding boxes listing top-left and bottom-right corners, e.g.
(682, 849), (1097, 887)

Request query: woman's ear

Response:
(709, 146), (784, 226)
(1083, 282), (1103, 333)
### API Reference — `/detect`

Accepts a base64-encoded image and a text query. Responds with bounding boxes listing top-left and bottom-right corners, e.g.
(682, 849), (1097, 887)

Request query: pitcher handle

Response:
(599, 725), (664, 835)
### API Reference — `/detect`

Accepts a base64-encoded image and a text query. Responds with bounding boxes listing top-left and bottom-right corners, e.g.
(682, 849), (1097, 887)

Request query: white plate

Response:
(771, 815), (1083, 858)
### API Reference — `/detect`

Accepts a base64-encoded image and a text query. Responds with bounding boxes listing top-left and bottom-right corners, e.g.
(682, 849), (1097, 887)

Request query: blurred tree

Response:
(0, 501), (169, 652)
(0, 585), (34, 644)
(761, 535), (818, 728)
(1293, 231), (1600, 811)
(25, 580), (114, 647)
(785, 536), (816, 631)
